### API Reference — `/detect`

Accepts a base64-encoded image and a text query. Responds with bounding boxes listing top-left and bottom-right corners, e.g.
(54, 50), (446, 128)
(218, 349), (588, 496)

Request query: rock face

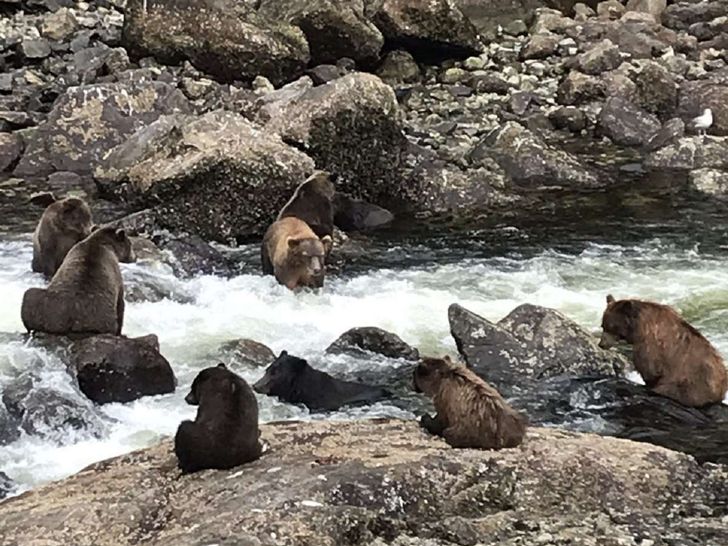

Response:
(326, 326), (419, 360)
(677, 81), (728, 136)
(258, 0), (383, 66)
(333, 193), (394, 231)
(264, 73), (408, 206)
(373, 0), (483, 61)
(15, 81), (189, 178)
(96, 110), (315, 241)
(70, 334), (175, 404)
(449, 303), (627, 393)
(122, 0), (310, 86)
(597, 97), (661, 146)
(2, 420), (728, 546)
(645, 136), (728, 171)
(0, 471), (16, 501)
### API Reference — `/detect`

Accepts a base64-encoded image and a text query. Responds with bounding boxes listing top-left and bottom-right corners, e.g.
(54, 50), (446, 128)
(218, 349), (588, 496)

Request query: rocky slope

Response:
(2, 419), (728, 546)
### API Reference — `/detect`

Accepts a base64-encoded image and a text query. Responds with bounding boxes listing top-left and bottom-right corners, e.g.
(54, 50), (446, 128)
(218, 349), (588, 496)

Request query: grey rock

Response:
(40, 8), (80, 41)
(467, 72), (513, 94)
(20, 39), (51, 60)
(556, 70), (604, 104)
(677, 81), (728, 136)
(597, 97), (661, 147)
(122, 0), (310, 86)
(578, 38), (621, 75)
(258, 0), (383, 66)
(0, 472), (16, 501)
(531, 7), (576, 34)
(326, 326), (419, 360)
(15, 81), (190, 178)
(159, 235), (233, 278)
(597, 0), (625, 19)
(306, 64), (347, 86)
(633, 60), (677, 119)
(439, 67), (467, 84)
(70, 334), (175, 405)
(521, 32), (561, 60)
(0, 402), (20, 446)
(690, 168), (728, 199)
(333, 193), (394, 231)
(645, 136), (728, 171)
(548, 106), (587, 132)
(663, 1), (726, 32)
(449, 303), (627, 392)
(645, 117), (684, 151)
(96, 111), (315, 241)
(219, 338), (276, 368)
(626, 0), (667, 19)
(376, 50), (421, 84)
(0, 132), (22, 172)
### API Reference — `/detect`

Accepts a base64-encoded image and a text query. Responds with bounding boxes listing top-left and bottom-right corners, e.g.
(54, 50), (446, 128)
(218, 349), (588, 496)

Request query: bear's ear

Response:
(606, 294), (615, 305)
(217, 363), (227, 369)
(115, 229), (127, 241)
(279, 350), (288, 357)
(287, 237), (303, 249)
(29, 192), (57, 208)
(321, 235), (333, 253)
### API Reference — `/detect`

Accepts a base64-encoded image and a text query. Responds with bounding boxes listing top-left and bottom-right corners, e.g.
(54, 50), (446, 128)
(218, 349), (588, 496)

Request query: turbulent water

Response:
(2, 199), (728, 494)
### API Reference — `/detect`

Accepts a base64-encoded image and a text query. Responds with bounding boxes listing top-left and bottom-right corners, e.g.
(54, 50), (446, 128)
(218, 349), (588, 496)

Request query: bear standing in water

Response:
(21, 227), (135, 336)
(261, 217), (332, 290)
(599, 295), (728, 407)
(175, 363), (262, 473)
(414, 356), (526, 449)
(30, 193), (94, 278)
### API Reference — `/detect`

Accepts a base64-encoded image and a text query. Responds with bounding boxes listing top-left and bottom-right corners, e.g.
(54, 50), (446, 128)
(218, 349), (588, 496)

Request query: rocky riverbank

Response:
(2, 419), (728, 546)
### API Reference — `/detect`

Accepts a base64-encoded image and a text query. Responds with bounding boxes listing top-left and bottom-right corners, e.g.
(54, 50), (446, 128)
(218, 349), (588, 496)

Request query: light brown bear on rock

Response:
(261, 217), (332, 290)
(30, 192), (94, 278)
(414, 356), (527, 449)
(21, 227), (136, 336)
(599, 295), (728, 407)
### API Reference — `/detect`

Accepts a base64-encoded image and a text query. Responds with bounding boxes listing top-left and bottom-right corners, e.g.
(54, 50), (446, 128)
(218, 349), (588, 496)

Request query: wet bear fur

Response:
(30, 192), (94, 278)
(21, 227), (135, 336)
(277, 170), (336, 239)
(599, 295), (728, 407)
(253, 351), (389, 411)
(414, 356), (527, 449)
(261, 217), (332, 289)
(175, 363), (262, 473)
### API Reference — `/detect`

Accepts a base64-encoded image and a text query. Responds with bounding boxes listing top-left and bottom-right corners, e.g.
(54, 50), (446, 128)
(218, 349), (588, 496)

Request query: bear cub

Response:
(21, 226), (135, 336)
(175, 363), (262, 473)
(414, 356), (526, 449)
(599, 294), (728, 407)
(30, 192), (94, 278)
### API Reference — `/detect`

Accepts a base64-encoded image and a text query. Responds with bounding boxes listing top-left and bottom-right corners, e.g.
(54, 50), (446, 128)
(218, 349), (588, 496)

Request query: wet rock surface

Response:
(2, 420), (728, 546)
(326, 326), (419, 361)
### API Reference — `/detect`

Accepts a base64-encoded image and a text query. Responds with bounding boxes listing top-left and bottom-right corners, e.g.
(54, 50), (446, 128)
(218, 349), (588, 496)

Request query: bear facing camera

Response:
(175, 363), (262, 473)
(414, 356), (526, 449)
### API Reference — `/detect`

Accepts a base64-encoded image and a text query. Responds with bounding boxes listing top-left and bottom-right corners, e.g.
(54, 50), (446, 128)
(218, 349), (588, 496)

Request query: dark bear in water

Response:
(253, 351), (389, 411)
(261, 217), (332, 290)
(21, 227), (135, 336)
(277, 170), (336, 239)
(599, 295), (728, 407)
(414, 356), (526, 449)
(175, 363), (262, 473)
(30, 192), (94, 278)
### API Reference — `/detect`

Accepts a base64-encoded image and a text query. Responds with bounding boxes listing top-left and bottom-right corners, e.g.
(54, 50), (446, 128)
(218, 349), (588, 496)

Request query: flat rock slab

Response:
(2, 420), (727, 545)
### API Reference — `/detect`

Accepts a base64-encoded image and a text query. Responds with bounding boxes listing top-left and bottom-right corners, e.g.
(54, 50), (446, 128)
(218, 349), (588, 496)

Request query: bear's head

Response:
(287, 235), (331, 288)
(413, 356), (455, 396)
(299, 170), (336, 200)
(599, 294), (638, 349)
(253, 351), (309, 396)
(185, 363), (239, 405)
(92, 227), (136, 264)
(34, 193), (93, 237)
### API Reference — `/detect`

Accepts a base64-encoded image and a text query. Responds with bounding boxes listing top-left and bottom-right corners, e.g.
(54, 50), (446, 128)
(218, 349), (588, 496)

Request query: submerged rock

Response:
(2, 420), (728, 545)
(70, 334), (176, 404)
(326, 326), (419, 361)
(449, 303), (627, 393)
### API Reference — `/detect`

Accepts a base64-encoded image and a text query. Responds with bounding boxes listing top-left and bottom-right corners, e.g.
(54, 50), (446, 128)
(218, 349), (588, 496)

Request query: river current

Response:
(2, 196), (728, 494)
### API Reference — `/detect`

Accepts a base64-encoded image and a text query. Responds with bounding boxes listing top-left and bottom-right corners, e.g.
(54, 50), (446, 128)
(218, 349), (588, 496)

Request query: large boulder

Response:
(15, 81), (189, 179)
(96, 110), (315, 241)
(645, 137), (728, 171)
(0, 132), (22, 172)
(449, 303), (627, 394)
(3, 420), (728, 545)
(632, 60), (678, 119)
(372, 0), (483, 61)
(677, 81), (728, 136)
(333, 193), (394, 231)
(70, 334), (176, 404)
(258, 0), (383, 66)
(326, 326), (419, 360)
(122, 0), (310, 86)
(596, 97), (661, 147)
(263, 73), (408, 206)
(485, 121), (601, 188)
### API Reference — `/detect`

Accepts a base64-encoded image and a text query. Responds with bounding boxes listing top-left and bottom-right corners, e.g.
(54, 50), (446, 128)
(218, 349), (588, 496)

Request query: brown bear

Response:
(175, 363), (262, 473)
(21, 226), (135, 336)
(30, 192), (94, 278)
(261, 217), (332, 290)
(413, 355), (527, 449)
(277, 170), (336, 239)
(599, 295), (728, 407)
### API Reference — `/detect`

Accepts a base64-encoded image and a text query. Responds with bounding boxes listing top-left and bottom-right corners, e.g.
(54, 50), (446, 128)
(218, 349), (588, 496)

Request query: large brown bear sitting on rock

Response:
(21, 227), (135, 336)
(277, 170), (336, 239)
(599, 295), (728, 407)
(261, 217), (332, 290)
(414, 356), (526, 449)
(30, 192), (94, 278)
(175, 363), (262, 473)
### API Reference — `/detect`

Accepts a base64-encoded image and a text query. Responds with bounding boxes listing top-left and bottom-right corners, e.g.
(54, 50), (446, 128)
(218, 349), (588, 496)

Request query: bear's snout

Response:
(598, 331), (618, 350)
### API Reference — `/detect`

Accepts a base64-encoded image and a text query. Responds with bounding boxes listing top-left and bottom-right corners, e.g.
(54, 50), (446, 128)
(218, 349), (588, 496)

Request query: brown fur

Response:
(31, 193), (94, 278)
(414, 356), (527, 449)
(261, 217), (332, 290)
(599, 295), (728, 407)
(21, 227), (136, 336)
